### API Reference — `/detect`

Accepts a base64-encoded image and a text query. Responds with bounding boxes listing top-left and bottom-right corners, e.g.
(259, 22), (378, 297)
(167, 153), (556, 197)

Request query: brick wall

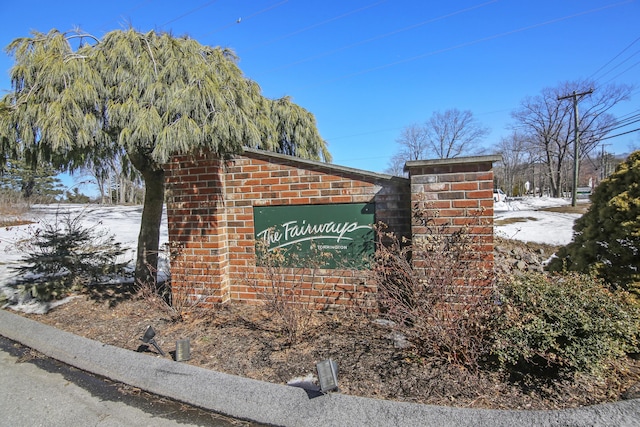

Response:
(165, 150), (499, 310)
(405, 155), (501, 295)
(165, 148), (411, 310)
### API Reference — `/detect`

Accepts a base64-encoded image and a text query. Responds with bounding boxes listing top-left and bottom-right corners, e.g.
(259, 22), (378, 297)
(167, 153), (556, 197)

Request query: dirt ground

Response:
(14, 237), (640, 411)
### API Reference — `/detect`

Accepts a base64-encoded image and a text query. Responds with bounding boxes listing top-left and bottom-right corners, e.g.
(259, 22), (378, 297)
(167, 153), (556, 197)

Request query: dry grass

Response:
(0, 197), (31, 227)
(495, 217), (539, 226)
(494, 202), (590, 227)
(539, 204), (591, 215)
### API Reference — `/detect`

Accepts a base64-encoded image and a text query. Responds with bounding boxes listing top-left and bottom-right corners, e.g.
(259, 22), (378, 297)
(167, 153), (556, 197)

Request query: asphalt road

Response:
(0, 336), (259, 427)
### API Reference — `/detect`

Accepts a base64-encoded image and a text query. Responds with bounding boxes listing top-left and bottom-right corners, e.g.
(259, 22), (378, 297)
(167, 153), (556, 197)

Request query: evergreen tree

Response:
(0, 158), (63, 202)
(548, 151), (640, 297)
(1, 29), (330, 285)
(65, 187), (91, 204)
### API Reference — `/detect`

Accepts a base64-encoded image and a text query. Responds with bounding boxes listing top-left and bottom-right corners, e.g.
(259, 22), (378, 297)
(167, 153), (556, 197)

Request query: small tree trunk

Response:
(546, 156), (561, 198)
(135, 168), (165, 286)
(119, 175), (125, 204)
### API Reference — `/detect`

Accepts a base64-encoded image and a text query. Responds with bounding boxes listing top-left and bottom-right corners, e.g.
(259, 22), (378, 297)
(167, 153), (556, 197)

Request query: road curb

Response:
(1, 309), (638, 426)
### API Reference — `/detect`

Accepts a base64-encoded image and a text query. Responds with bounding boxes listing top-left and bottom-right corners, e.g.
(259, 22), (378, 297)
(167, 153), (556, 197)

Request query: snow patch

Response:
(0, 203), (168, 313)
(495, 197), (581, 246)
(1, 198), (582, 312)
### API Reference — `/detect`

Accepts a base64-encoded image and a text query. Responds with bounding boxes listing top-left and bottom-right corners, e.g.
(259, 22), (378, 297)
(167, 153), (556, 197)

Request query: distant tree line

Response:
(85, 149), (144, 205)
(386, 80), (633, 198)
(0, 155), (143, 205)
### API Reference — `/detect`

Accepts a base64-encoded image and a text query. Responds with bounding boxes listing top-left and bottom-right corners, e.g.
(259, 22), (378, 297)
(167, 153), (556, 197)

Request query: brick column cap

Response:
(404, 154), (503, 173)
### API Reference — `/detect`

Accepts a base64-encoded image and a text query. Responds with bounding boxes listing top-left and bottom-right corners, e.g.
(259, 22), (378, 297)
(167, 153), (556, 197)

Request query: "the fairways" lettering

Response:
(256, 220), (371, 250)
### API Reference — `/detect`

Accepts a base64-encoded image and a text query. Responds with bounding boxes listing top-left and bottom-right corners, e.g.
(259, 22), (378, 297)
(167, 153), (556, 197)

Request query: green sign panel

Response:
(253, 203), (375, 269)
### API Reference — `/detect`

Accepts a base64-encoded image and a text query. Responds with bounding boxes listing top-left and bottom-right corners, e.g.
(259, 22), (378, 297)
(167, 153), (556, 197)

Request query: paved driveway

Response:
(0, 336), (257, 427)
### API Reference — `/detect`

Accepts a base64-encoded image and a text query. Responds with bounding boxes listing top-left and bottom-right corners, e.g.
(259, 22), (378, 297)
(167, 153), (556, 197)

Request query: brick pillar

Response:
(404, 155), (501, 293)
(164, 154), (230, 305)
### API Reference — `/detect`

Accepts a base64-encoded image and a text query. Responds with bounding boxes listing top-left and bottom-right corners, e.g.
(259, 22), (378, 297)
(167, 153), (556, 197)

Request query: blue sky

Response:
(1, 0), (639, 191)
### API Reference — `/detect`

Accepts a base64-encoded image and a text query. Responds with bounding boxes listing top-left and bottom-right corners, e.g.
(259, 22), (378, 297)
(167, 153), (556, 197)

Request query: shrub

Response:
(11, 208), (128, 301)
(137, 242), (218, 322)
(548, 151), (640, 299)
(248, 241), (329, 345)
(369, 205), (495, 370)
(492, 271), (639, 377)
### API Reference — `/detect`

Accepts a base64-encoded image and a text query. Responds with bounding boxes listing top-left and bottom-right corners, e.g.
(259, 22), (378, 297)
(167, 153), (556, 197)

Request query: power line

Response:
(615, 114), (640, 125)
(326, 108), (512, 143)
(588, 34), (640, 81)
(95, 0), (153, 33)
(200, 0), (290, 38)
(594, 47), (640, 81)
(262, 0), (499, 74)
(333, 155), (392, 162)
(615, 111), (640, 124)
(326, 126), (403, 141)
(601, 59), (640, 86)
(245, 0), (389, 52)
(608, 117), (640, 132)
(294, 1), (632, 91)
(100, 0), (221, 34)
(600, 127), (640, 140)
(159, 0), (220, 28)
(616, 107), (640, 120)
(325, 103), (639, 147)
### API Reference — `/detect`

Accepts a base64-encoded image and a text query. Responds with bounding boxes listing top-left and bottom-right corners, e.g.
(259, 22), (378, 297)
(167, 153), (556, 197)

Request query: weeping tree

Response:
(1, 29), (331, 285)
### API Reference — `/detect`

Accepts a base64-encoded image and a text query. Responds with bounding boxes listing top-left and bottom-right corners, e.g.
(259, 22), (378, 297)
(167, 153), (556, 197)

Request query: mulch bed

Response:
(17, 280), (640, 411)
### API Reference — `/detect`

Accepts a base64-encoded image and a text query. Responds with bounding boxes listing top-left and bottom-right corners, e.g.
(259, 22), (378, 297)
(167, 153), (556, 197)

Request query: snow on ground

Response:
(0, 204), (168, 309)
(1, 198), (584, 309)
(494, 197), (583, 246)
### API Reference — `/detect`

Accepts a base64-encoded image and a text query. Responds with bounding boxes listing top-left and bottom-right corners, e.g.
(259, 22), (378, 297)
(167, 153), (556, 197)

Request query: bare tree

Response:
(83, 148), (143, 204)
(384, 123), (428, 175)
(385, 152), (408, 176)
(398, 123), (429, 161)
(425, 109), (489, 159)
(494, 131), (534, 196)
(386, 109), (489, 174)
(511, 80), (631, 197)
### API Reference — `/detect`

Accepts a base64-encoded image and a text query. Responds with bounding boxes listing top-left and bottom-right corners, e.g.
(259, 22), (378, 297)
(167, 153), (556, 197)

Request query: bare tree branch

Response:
(386, 109), (489, 174)
(511, 80), (632, 197)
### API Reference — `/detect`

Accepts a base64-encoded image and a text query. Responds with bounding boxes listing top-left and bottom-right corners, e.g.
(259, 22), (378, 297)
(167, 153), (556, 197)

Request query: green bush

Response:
(11, 209), (128, 301)
(492, 271), (639, 377)
(548, 150), (640, 299)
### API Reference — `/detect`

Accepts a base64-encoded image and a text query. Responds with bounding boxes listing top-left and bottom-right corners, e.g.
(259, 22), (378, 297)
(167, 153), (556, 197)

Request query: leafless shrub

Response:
(136, 242), (217, 322)
(370, 202), (496, 370)
(0, 192), (30, 226)
(248, 240), (333, 344)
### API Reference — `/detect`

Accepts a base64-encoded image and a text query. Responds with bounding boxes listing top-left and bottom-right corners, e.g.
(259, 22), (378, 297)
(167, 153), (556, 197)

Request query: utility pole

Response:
(600, 143), (611, 181)
(558, 89), (594, 206)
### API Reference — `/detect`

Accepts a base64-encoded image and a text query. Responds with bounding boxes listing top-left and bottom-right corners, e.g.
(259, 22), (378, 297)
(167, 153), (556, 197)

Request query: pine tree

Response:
(0, 158), (63, 203)
(548, 151), (640, 298)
